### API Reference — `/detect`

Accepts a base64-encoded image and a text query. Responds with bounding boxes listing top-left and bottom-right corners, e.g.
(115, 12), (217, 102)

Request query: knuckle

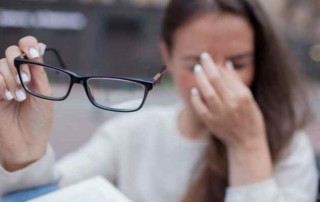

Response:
(208, 74), (219, 82)
(203, 116), (214, 127)
(197, 108), (205, 116)
(229, 102), (240, 111)
(228, 91), (252, 111)
(201, 110), (211, 120)
(204, 91), (216, 101)
(238, 90), (252, 103)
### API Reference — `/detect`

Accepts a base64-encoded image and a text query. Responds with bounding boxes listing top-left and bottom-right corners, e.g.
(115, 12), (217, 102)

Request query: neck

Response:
(178, 106), (208, 140)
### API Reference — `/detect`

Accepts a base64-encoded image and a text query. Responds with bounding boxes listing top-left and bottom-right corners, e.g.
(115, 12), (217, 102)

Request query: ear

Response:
(159, 41), (173, 73)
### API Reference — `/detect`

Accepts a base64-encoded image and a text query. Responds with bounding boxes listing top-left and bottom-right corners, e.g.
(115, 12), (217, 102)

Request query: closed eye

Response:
(228, 53), (254, 70)
(182, 63), (197, 72)
(232, 62), (250, 70)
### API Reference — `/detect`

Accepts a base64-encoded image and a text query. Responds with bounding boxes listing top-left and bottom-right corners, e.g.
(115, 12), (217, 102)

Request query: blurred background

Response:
(0, 0), (320, 162)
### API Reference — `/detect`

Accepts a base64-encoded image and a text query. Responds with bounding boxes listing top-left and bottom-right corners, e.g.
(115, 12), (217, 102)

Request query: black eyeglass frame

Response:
(14, 48), (166, 112)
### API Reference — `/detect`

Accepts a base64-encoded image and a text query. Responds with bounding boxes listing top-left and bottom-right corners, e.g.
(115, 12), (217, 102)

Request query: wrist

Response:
(227, 135), (273, 186)
(1, 148), (46, 172)
(227, 133), (270, 163)
(227, 130), (267, 153)
(2, 159), (36, 172)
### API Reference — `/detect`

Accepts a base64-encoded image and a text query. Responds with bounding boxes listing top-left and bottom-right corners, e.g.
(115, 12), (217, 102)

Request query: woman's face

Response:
(161, 13), (255, 106)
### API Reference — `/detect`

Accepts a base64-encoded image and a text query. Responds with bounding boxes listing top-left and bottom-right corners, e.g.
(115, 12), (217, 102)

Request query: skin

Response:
(160, 13), (273, 186)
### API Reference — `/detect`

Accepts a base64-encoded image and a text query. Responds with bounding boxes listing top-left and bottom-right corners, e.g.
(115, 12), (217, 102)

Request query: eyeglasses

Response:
(14, 48), (166, 112)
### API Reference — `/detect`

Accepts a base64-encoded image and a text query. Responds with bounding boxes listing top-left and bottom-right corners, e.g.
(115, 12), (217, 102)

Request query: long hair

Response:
(161, 0), (311, 201)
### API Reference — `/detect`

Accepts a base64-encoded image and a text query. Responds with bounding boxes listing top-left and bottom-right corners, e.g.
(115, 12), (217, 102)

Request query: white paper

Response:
(28, 176), (132, 202)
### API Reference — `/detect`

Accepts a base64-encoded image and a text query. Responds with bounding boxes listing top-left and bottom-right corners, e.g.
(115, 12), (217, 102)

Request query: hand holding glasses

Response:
(14, 48), (166, 112)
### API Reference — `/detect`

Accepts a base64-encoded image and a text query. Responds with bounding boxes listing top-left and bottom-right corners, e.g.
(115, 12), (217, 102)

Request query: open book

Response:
(28, 176), (132, 202)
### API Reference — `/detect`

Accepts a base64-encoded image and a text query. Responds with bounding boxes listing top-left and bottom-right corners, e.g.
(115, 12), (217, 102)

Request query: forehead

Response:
(172, 13), (254, 57)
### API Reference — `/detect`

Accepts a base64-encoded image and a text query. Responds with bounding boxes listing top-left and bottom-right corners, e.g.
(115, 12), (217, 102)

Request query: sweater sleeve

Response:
(0, 145), (58, 195)
(55, 118), (121, 187)
(0, 116), (125, 195)
(225, 131), (318, 202)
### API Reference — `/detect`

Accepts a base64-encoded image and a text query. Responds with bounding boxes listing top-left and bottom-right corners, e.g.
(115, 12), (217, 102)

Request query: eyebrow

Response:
(227, 52), (253, 61)
(181, 55), (200, 62)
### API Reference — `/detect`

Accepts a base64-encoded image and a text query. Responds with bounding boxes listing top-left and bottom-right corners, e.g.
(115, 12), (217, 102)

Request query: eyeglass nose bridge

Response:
(69, 75), (95, 102)
(70, 74), (86, 85)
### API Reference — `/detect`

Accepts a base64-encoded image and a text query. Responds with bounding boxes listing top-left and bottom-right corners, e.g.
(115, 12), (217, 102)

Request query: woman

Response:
(0, 0), (317, 201)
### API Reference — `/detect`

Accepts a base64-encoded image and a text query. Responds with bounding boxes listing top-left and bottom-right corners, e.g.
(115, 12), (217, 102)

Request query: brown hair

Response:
(161, 0), (311, 201)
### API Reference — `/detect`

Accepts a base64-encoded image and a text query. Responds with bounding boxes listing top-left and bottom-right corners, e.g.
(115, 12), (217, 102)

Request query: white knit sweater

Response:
(0, 105), (318, 202)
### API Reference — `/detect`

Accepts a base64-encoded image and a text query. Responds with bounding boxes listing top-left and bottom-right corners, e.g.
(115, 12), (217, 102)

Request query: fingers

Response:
(190, 87), (215, 130)
(200, 52), (220, 78)
(224, 60), (244, 87)
(26, 43), (49, 94)
(0, 59), (14, 101)
(17, 37), (45, 82)
(0, 58), (26, 102)
(0, 74), (13, 101)
(19, 36), (41, 60)
(16, 43), (47, 84)
(5, 46), (29, 102)
(200, 53), (234, 100)
(193, 64), (221, 110)
(0, 36), (46, 102)
(192, 53), (250, 117)
(5, 46), (31, 85)
(18, 42), (47, 86)
(39, 43), (47, 57)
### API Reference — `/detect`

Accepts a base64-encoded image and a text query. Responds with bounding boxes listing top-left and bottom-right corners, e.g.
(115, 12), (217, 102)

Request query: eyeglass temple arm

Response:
(45, 48), (67, 70)
(152, 66), (166, 87)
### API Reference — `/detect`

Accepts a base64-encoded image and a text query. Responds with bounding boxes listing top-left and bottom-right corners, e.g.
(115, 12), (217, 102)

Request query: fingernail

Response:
(4, 89), (13, 100)
(40, 44), (47, 56)
(22, 73), (29, 83)
(16, 73), (29, 84)
(29, 48), (40, 59)
(200, 52), (210, 61)
(194, 64), (203, 74)
(15, 89), (26, 101)
(226, 61), (234, 71)
(191, 87), (199, 96)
